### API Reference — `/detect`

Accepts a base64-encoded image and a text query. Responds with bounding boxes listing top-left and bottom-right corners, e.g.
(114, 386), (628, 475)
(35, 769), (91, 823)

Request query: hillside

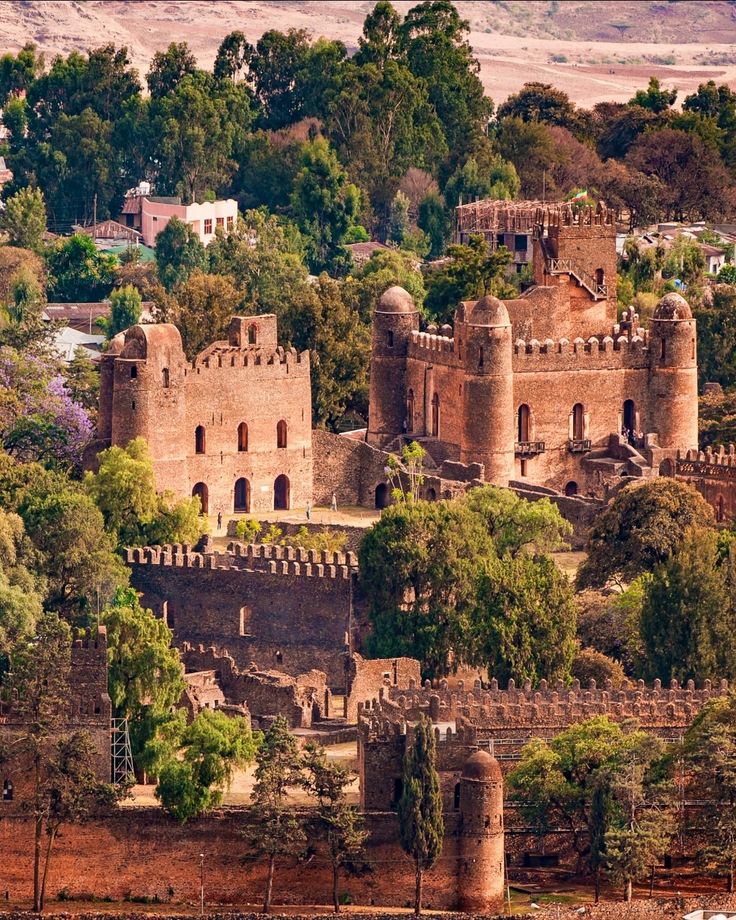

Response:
(1, 0), (736, 106)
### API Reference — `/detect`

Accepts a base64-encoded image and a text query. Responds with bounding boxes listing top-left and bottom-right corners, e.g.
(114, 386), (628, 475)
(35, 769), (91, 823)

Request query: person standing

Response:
(331, 493), (337, 513)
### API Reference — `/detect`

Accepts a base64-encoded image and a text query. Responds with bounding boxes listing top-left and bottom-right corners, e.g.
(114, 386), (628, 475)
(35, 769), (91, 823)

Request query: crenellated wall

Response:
(676, 444), (736, 522)
(127, 543), (358, 688)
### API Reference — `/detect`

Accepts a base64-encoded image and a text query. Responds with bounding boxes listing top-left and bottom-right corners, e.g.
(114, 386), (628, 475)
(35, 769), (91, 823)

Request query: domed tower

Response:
(648, 292), (698, 452)
(457, 295), (514, 486)
(367, 286), (420, 448)
(110, 323), (188, 493)
(457, 749), (505, 913)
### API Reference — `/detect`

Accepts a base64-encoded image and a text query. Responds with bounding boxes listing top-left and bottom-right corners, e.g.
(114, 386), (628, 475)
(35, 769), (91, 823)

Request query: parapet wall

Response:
(189, 345), (309, 374)
(512, 331), (650, 372)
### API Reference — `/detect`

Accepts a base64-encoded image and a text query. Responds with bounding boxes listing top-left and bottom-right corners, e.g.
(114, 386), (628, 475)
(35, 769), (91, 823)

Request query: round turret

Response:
(367, 287), (420, 448)
(98, 333), (127, 443)
(649, 291), (698, 453)
(458, 296), (514, 486)
(457, 749), (505, 913)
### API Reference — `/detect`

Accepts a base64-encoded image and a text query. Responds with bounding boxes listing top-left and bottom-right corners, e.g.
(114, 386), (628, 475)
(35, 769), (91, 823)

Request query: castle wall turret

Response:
(648, 292), (698, 453)
(367, 287), (420, 447)
(458, 296), (514, 486)
(457, 749), (505, 913)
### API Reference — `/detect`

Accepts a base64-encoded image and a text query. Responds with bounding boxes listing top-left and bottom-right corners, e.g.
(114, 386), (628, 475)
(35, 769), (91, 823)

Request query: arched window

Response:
(375, 483), (390, 509)
(431, 393), (440, 437)
(192, 482), (208, 514)
(234, 478), (250, 513)
(406, 389), (415, 433)
(572, 403), (584, 440)
(237, 422), (248, 452)
(195, 425), (206, 454)
(247, 324), (257, 345)
(162, 367), (170, 388)
(517, 404), (530, 442)
(564, 481), (578, 497)
(274, 474), (290, 511)
(277, 419), (288, 449)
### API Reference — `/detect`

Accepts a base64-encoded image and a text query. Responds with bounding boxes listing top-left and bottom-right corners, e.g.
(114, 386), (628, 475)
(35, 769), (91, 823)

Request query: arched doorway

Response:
(426, 487), (437, 501)
(234, 477), (250, 512)
(518, 404), (530, 442)
(572, 403), (584, 440)
(659, 458), (675, 478)
(564, 481), (578, 496)
(274, 474), (290, 511)
(431, 393), (440, 437)
(623, 399), (636, 436)
(375, 483), (390, 509)
(192, 482), (208, 513)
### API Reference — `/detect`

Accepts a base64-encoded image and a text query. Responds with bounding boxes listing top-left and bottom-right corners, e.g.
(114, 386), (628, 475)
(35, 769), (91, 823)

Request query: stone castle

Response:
(368, 202), (699, 498)
(99, 314), (312, 516)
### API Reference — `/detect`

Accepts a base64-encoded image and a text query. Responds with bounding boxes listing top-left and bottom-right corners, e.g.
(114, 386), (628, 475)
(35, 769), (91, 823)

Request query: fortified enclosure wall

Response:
(356, 676), (729, 812)
(676, 445), (736, 522)
(126, 543), (358, 688)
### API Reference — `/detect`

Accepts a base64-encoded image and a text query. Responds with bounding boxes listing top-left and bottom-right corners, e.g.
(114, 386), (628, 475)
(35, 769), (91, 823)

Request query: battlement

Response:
(512, 328), (650, 373)
(677, 445), (736, 480)
(125, 541), (357, 579)
(409, 330), (455, 354)
(188, 345), (309, 373)
(356, 675), (729, 740)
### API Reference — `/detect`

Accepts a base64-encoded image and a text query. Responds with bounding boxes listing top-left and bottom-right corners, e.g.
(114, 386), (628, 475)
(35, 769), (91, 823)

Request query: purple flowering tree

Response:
(0, 348), (93, 470)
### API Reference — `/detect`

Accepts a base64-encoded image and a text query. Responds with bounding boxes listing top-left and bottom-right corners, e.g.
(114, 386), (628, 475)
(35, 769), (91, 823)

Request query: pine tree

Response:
(245, 716), (305, 913)
(397, 717), (444, 916)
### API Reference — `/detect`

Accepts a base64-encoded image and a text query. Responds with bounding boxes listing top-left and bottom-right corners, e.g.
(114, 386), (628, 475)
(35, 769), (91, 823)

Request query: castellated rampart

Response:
(0, 628), (112, 794)
(356, 675), (729, 812)
(126, 542), (359, 688)
(98, 314), (312, 516)
(675, 444), (736, 523)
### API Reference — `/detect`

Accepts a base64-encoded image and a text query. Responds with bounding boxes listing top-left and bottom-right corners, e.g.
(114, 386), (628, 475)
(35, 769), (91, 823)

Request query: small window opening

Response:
(162, 367), (170, 387)
(195, 425), (206, 454)
(453, 783), (461, 810)
(276, 419), (287, 449)
(387, 330), (394, 347)
(130, 365), (137, 379)
(3, 780), (13, 802)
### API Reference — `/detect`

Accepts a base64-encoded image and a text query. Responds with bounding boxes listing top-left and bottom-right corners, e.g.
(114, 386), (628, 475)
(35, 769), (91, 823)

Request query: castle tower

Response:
(458, 295), (515, 486)
(98, 332), (126, 446)
(648, 292), (698, 452)
(110, 324), (188, 494)
(367, 286), (420, 448)
(457, 748), (505, 913)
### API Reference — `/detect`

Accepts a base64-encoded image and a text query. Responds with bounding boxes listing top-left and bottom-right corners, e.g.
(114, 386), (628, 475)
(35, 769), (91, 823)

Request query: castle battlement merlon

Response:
(189, 347), (309, 372)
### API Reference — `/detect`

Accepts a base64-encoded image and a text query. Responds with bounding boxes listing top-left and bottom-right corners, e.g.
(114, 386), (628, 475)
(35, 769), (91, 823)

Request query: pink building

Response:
(121, 185), (238, 247)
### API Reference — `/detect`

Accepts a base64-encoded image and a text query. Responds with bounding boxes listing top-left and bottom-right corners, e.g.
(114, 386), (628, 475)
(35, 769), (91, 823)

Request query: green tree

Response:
(63, 349), (100, 415)
(577, 479), (714, 589)
(695, 286), (736, 389)
(397, 716), (444, 917)
(147, 42), (198, 98)
(572, 647), (626, 689)
(685, 693), (736, 891)
(639, 527), (736, 683)
(100, 284), (141, 339)
(470, 551), (577, 685)
(359, 500), (493, 677)
(159, 270), (241, 360)
(443, 151), (520, 208)
(388, 191), (411, 246)
(496, 116), (558, 199)
(302, 743), (367, 912)
(345, 249), (426, 318)
(245, 716), (306, 914)
(290, 139), (360, 275)
(213, 31), (252, 83)
(508, 717), (668, 878)
(7, 267), (44, 327)
(156, 709), (258, 822)
(463, 485), (571, 557)
(417, 193), (450, 260)
(355, 1), (402, 66)
(46, 234), (118, 303)
(1, 187), (47, 251)
(154, 216), (206, 291)
(250, 29), (312, 129)
(102, 586), (185, 764)
(0, 43), (43, 105)
(497, 81), (578, 129)
(629, 77), (677, 114)
(424, 235), (511, 325)
(0, 508), (44, 668)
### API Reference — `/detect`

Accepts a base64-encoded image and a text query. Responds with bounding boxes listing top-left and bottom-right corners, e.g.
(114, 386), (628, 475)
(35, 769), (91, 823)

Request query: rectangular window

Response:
(227, 216), (234, 229)
(216, 217), (224, 228)
(204, 218), (212, 234)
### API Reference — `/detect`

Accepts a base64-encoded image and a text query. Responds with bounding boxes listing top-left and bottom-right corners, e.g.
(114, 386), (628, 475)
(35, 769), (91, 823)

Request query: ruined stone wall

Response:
(126, 544), (357, 688)
(344, 654), (421, 723)
(180, 643), (327, 729)
(311, 429), (391, 508)
(676, 446), (736, 523)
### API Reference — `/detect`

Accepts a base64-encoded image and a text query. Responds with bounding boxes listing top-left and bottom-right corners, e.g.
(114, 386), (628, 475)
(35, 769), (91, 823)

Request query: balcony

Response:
(568, 438), (592, 454)
(515, 441), (545, 457)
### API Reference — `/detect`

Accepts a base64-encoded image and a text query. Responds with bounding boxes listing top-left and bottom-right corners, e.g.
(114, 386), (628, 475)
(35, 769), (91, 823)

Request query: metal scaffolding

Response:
(111, 717), (135, 785)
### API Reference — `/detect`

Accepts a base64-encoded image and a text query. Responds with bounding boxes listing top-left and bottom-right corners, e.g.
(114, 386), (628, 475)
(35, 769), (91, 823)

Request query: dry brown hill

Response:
(1, 0), (736, 106)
